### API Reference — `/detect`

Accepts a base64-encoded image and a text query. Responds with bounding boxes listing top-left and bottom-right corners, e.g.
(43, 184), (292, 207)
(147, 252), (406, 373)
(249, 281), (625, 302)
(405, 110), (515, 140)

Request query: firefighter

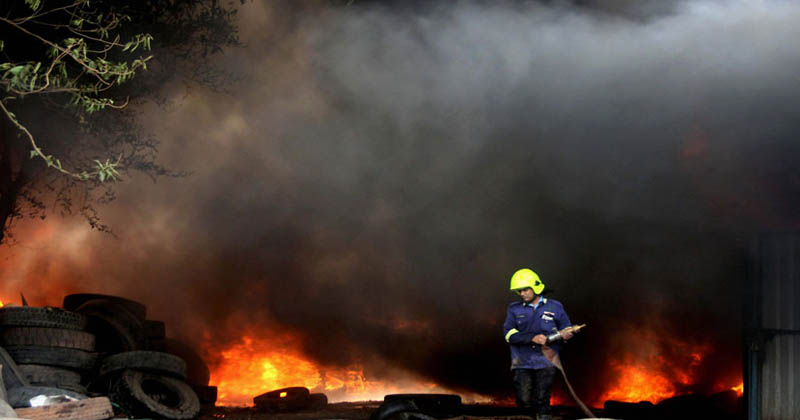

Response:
(503, 268), (573, 420)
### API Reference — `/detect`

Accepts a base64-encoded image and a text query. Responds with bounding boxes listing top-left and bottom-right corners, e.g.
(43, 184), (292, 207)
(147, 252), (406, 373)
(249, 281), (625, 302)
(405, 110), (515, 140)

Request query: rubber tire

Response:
(99, 351), (187, 379)
(4, 345), (98, 371)
(255, 386), (309, 400)
(63, 294), (147, 320)
(7, 386), (87, 408)
(109, 369), (200, 419)
(74, 299), (145, 352)
(191, 385), (218, 405)
(0, 327), (95, 351)
(0, 307), (87, 330)
(383, 394), (462, 418)
(308, 393), (328, 410)
(18, 364), (82, 387)
(0, 346), (29, 389)
(144, 320), (166, 339)
(369, 399), (437, 420)
(254, 387), (311, 412)
(157, 338), (210, 386)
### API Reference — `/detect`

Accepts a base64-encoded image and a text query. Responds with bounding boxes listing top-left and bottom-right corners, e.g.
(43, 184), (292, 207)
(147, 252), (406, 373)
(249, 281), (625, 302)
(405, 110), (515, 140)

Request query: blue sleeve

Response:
(503, 307), (516, 338)
(504, 306), (536, 344)
(508, 331), (536, 344)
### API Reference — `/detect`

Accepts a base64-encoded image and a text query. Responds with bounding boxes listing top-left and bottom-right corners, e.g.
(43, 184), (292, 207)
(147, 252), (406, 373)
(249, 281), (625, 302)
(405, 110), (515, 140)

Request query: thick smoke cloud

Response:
(2, 0), (799, 403)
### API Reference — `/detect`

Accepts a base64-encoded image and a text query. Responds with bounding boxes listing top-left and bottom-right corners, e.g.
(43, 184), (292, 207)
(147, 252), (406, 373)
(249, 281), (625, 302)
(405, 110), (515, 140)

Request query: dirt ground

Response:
(197, 403), (589, 420)
(198, 402), (380, 420)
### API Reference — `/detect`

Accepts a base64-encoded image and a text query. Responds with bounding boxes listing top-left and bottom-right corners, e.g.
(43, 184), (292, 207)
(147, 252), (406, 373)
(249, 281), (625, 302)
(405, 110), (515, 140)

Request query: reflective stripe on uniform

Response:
(505, 328), (519, 342)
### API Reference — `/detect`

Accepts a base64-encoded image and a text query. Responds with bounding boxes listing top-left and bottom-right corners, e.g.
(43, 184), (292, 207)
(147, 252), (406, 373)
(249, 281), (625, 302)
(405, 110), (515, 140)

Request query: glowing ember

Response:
(0, 300), (3, 307)
(207, 333), (472, 406)
(550, 392), (569, 406)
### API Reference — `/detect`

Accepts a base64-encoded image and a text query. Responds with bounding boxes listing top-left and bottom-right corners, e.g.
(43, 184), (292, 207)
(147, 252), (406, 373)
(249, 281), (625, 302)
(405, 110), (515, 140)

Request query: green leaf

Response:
(24, 0), (41, 11)
(9, 66), (24, 76)
(30, 149), (38, 158)
(98, 171), (105, 182)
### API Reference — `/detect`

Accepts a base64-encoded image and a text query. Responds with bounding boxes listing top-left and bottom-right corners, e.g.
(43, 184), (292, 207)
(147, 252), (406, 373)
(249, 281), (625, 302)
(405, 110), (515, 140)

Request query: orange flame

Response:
(0, 300), (3, 307)
(596, 331), (742, 405)
(207, 333), (479, 406)
(599, 360), (677, 403)
(731, 382), (743, 396)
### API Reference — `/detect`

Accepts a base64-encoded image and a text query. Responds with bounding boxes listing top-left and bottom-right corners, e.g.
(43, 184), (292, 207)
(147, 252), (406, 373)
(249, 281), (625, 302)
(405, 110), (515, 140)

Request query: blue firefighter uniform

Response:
(503, 297), (572, 369)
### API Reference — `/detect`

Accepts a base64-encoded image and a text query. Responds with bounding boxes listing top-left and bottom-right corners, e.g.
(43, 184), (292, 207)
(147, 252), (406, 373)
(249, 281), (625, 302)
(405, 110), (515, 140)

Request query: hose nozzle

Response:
(545, 324), (586, 344)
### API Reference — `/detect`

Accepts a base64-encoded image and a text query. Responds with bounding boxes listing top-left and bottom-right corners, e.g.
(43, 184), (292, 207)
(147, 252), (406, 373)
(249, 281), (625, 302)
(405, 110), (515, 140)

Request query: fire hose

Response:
(541, 324), (596, 418)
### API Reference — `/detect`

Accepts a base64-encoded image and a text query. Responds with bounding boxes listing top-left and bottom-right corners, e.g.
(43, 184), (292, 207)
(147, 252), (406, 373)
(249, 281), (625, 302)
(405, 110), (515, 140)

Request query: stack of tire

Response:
(0, 305), (97, 406)
(0, 294), (218, 420)
(61, 293), (216, 419)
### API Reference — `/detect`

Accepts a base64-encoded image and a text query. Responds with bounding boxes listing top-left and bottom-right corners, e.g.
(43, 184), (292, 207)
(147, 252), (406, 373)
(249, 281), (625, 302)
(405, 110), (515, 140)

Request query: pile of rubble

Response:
(0, 294), (217, 420)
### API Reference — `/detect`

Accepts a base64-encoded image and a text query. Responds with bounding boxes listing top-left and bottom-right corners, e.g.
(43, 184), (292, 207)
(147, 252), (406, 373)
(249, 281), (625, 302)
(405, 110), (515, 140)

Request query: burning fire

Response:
(207, 333), (469, 406)
(599, 360), (677, 403)
(731, 382), (743, 396)
(596, 332), (742, 405)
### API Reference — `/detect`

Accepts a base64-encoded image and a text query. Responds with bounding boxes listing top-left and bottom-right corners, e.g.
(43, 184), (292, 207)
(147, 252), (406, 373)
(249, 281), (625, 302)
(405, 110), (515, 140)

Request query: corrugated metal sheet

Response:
(758, 234), (800, 330)
(760, 335), (800, 420)
(752, 233), (800, 420)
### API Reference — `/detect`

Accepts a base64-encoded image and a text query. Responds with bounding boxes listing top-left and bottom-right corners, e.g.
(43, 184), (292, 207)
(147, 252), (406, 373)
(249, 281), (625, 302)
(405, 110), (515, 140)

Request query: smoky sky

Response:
(3, 0), (800, 403)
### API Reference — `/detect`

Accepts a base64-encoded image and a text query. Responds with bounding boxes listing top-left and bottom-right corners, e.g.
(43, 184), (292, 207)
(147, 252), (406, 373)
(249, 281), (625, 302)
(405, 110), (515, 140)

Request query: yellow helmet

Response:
(509, 268), (544, 295)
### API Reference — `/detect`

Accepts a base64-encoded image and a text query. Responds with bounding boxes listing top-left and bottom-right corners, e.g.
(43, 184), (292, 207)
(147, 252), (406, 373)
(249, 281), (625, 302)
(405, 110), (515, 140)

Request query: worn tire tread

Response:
(0, 307), (87, 330)
(18, 364), (82, 386)
(99, 351), (187, 379)
(63, 294), (147, 320)
(74, 300), (144, 352)
(5, 345), (97, 371)
(109, 370), (199, 419)
(1, 327), (95, 351)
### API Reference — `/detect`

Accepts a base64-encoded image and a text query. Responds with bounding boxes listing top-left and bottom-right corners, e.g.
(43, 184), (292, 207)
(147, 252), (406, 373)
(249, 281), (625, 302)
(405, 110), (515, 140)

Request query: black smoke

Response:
(3, 0), (799, 404)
